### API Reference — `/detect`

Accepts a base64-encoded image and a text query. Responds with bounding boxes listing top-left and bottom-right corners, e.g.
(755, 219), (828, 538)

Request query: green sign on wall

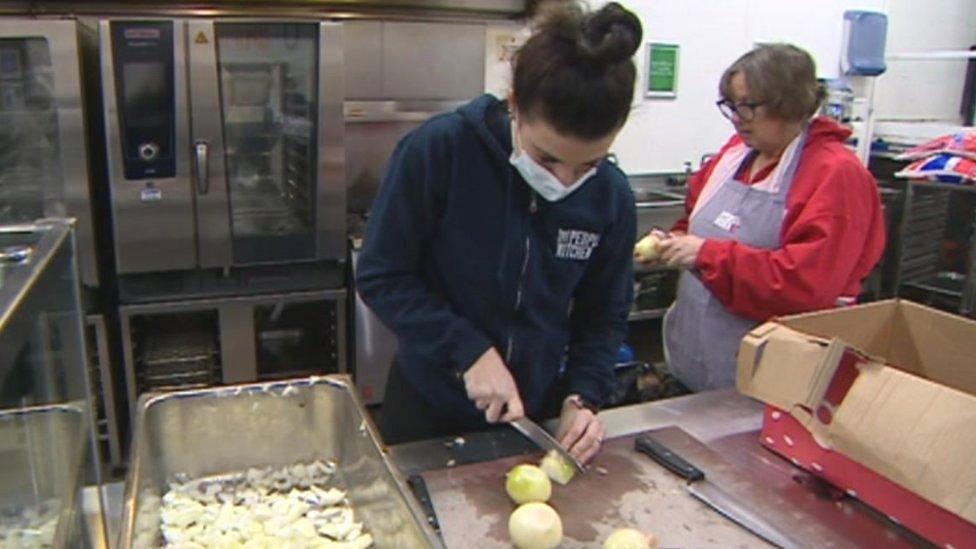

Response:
(646, 43), (679, 98)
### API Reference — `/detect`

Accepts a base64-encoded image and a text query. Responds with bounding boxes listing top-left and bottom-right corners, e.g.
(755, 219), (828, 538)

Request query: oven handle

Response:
(194, 140), (210, 195)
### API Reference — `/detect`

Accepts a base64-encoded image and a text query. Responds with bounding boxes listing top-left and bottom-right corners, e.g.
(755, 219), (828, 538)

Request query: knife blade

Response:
(635, 434), (798, 549)
(508, 417), (586, 474)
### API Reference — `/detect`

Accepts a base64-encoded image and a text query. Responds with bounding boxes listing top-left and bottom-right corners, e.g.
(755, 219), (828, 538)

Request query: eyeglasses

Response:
(716, 98), (765, 122)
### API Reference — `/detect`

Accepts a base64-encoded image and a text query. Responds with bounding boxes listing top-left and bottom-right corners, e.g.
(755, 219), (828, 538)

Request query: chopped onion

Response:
(539, 450), (575, 485)
(603, 527), (657, 549)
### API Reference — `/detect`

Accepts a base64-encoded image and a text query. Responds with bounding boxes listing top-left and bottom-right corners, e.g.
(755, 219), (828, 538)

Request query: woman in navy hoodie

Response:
(357, 1), (641, 464)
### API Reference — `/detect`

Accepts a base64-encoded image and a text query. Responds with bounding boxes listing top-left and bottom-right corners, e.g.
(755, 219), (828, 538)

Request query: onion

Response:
(539, 449), (575, 485)
(603, 527), (657, 549)
(508, 502), (563, 549)
(633, 234), (662, 262)
(505, 464), (552, 504)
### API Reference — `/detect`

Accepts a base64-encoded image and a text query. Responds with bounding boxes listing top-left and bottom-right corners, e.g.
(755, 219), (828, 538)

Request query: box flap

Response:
(779, 300), (976, 396)
(738, 323), (837, 410)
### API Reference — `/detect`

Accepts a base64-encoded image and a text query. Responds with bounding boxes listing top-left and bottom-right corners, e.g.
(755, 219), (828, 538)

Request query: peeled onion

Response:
(539, 449), (575, 485)
(603, 527), (657, 549)
(505, 464), (552, 504)
(509, 502), (563, 549)
(633, 234), (662, 262)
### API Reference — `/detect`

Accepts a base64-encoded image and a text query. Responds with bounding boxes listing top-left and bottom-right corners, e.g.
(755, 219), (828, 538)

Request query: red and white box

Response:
(737, 300), (976, 549)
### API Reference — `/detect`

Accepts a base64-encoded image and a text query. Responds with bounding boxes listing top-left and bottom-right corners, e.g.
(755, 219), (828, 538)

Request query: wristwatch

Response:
(565, 394), (600, 414)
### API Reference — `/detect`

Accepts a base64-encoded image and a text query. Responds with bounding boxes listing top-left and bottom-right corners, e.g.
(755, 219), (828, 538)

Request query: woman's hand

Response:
(659, 234), (705, 270)
(463, 348), (525, 423)
(555, 395), (604, 464)
(633, 228), (670, 265)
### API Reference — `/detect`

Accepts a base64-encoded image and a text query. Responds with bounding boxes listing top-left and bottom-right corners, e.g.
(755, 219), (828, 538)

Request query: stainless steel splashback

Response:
(344, 20), (487, 100)
(345, 100), (465, 214)
(344, 19), (492, 214)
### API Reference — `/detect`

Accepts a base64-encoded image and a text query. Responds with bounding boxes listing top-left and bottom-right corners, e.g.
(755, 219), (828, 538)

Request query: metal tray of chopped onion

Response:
(120, 375), (441, 548)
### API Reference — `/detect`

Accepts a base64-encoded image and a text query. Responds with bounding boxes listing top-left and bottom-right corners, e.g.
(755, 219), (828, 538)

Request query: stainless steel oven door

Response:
(207, 21), (345, 266)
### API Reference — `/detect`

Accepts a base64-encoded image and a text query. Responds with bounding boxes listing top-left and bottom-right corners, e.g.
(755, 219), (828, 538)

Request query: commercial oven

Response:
(0, 20), (101, 289)
(100, 19), (345, 275)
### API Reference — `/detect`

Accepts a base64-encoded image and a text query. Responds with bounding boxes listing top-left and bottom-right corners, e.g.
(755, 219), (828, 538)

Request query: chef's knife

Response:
(406, 474), (441, 536)
(635, 434), (798, 549)
(508, 417), (586, 474)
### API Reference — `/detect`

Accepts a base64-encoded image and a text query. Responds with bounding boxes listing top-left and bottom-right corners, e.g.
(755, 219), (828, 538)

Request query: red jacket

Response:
(672, 117), (886, 321)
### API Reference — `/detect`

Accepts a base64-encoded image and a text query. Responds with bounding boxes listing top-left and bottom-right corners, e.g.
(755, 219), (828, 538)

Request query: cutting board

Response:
(420, 433), (769, 548)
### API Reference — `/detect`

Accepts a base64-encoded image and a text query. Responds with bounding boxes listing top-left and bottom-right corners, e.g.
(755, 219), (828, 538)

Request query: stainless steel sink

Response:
(630, 184), (686, 239)
(633, 188), (686, 206)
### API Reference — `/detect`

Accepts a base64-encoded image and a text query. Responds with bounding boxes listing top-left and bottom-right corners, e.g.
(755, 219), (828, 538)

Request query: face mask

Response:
(509, 121), (598, 202)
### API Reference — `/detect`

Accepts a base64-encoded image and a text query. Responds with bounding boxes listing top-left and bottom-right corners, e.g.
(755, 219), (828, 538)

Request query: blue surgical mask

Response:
(509, 122), (598, 202)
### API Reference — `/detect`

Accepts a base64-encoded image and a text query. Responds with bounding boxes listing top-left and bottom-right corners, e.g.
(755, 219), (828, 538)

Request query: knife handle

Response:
(635, 435), (705, 482)
(407, 474), (442, 534)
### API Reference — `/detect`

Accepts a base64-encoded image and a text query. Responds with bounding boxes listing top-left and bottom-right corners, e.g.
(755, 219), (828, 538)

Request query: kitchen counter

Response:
(87, 390), (926, 548)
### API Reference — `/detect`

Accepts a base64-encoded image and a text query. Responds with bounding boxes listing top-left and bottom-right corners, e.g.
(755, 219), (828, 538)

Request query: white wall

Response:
(492, 1), (976, 173)
(873, 0), (976, 122)
(591, 0), (886, 174)
(609, 0), (747, 175)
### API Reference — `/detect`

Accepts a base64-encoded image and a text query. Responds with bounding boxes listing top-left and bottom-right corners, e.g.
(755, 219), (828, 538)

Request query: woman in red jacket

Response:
(645, 44), (886, 391)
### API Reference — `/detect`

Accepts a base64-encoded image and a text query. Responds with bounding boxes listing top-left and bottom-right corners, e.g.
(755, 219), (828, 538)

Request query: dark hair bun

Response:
(533, 1), (642, 68)
(514, 1), (643, 138)
(582, 2), (642, 66)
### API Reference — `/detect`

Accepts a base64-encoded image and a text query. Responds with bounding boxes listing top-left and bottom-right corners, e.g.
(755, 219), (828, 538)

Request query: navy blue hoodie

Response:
(357, 94), (635, 430)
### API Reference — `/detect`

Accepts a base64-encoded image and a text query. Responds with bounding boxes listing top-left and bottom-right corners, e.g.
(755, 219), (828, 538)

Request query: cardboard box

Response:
(736, 299), (976, 548)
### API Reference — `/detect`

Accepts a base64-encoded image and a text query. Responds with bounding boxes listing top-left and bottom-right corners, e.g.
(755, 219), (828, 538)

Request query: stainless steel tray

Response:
(120, 375), (442, 548)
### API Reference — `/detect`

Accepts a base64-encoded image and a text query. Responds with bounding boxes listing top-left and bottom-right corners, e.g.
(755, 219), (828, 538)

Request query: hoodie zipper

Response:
(506, 193), (537, 364)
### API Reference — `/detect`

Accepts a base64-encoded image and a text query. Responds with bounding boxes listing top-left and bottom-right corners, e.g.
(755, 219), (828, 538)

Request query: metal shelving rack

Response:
(893, 180), (976, 318)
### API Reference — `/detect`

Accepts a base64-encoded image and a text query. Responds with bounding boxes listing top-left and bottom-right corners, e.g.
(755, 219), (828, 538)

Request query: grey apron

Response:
(664, 130), (806, 391)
